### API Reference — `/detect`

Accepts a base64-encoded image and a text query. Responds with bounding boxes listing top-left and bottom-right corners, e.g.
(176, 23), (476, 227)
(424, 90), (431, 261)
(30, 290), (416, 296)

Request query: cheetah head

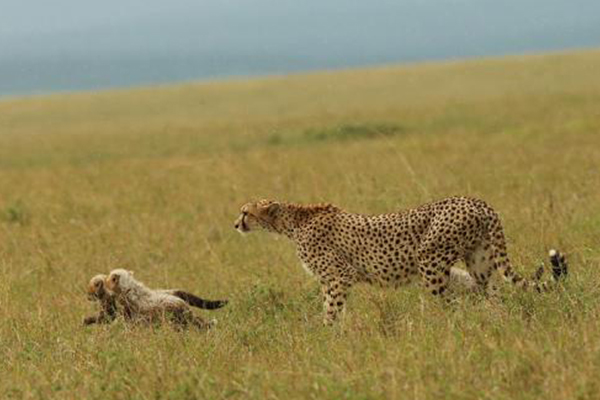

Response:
(234, 200), (280, 234)
(105, 269), (136, 294)
(87, 274), (110, 301)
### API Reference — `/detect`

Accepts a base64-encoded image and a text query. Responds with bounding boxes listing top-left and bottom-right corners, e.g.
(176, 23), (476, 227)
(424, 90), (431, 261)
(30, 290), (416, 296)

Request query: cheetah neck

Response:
(273, 203), (340, 240)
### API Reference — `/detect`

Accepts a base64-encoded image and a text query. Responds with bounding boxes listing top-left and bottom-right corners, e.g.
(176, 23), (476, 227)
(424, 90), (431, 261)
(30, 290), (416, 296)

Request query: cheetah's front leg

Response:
(299, 251), (357, 325)
(321, 281), (351, 325)
(321, 269), (358, 325)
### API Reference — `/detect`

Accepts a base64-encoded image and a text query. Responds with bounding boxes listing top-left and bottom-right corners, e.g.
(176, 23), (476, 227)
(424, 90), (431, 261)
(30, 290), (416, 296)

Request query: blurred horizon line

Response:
(2, 46), (599, 102)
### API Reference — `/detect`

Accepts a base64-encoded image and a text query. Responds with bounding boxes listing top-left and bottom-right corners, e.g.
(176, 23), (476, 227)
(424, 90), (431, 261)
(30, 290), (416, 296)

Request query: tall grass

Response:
(1, 49), (599, 399)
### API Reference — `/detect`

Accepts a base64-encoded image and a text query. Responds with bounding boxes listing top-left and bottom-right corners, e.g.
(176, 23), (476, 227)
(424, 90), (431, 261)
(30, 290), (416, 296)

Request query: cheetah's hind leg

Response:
(464, 242), (497, 296)
(191, 315), (216, 331)
(167, 309), (214, 332)
(416, 252), (454, 299)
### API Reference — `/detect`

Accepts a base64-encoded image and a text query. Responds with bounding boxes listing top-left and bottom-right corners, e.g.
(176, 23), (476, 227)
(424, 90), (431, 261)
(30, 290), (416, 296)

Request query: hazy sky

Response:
(1, 0), (599, 96)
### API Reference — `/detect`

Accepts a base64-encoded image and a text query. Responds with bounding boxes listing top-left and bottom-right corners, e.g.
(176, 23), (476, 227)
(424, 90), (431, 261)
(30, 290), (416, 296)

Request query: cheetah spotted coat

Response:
(235, 196), (566, 324)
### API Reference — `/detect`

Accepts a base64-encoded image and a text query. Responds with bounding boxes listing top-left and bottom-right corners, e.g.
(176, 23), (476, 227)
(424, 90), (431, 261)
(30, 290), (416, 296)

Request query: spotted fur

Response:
(235, 196), (567, 324)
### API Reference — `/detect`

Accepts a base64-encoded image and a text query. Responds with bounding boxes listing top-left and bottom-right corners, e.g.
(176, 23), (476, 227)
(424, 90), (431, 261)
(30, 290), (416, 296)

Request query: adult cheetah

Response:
(234, 196), (567, 324)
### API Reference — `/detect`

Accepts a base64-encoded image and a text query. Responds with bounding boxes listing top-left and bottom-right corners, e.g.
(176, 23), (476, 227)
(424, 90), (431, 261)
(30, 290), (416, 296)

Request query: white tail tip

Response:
(549, 249), (557, 257)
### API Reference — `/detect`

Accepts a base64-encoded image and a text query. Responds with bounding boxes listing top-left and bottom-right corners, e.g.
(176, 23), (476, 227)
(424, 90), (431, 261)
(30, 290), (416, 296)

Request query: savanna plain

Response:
(1, 50), (600, 400)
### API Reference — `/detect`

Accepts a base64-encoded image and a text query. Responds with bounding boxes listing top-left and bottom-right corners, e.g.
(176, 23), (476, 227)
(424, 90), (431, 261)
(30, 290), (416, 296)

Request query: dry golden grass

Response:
(1, 49), (600, 399)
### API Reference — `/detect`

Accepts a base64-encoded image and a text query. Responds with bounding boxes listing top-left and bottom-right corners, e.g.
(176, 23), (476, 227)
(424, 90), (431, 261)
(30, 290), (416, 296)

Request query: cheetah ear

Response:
(265, 202), (280, 217)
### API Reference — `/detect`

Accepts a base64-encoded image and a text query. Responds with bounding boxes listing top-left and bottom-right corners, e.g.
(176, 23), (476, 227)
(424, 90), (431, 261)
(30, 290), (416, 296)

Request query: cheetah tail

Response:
(548, 249), (568, 281)
(171, 291), (229, 310)
(486, 210), (567, 291)
(532, 249), (568, 291)
(499, 248), (568, 292)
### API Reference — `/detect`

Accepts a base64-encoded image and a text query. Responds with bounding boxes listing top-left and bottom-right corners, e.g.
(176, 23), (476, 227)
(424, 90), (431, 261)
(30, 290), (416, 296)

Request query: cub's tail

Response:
(171, 290), (228, 310)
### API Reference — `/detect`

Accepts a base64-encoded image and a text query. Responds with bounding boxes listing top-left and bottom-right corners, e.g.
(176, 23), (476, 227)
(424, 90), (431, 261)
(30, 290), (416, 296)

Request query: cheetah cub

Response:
(84, 273), (228, 326)
(84, 274), (121, 325)
(234, 196), (568, 325)
(105, 269), (222, 330)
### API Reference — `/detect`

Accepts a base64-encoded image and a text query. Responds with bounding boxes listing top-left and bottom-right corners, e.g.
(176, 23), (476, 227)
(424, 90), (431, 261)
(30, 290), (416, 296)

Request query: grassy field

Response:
(1, 49), (600, 400)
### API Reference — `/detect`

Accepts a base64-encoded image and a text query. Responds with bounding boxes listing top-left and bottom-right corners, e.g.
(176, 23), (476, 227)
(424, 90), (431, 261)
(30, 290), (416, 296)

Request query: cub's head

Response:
(234, 200), (280, 234)
(87, 274), (110, 301)
(105, 269), (135, 294)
